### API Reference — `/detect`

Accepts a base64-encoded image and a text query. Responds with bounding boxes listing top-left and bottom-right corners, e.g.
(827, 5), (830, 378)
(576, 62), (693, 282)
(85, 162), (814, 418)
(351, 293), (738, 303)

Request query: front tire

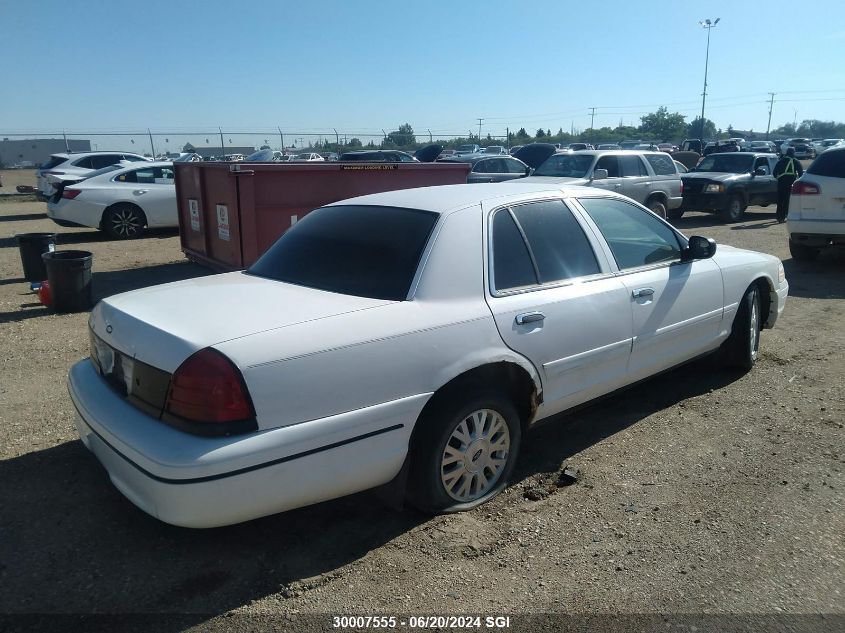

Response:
(103, 204), (147, 239)
(721, 285), (761, 371)
(789, 239), (820, 261)
(408, 392), (522, 513)
(719, 195), (746, 223)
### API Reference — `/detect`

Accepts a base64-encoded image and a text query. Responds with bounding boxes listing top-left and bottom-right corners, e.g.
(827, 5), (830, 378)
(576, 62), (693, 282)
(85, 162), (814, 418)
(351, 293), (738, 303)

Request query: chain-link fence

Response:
(0, 129), (512, 167)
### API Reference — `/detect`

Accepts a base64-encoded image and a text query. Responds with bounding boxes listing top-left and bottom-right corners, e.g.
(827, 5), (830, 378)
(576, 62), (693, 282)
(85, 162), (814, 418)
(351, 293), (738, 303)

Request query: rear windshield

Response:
(248, 205), (439, 300)
(533, 153), (594, 178)
(807, 150), (845, 178)
(40, 155), (67, 170)
(693, 154), (753, 174)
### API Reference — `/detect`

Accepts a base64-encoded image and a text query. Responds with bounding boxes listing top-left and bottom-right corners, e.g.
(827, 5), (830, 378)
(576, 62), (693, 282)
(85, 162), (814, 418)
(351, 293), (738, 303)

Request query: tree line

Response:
(310, 110), (845, 153)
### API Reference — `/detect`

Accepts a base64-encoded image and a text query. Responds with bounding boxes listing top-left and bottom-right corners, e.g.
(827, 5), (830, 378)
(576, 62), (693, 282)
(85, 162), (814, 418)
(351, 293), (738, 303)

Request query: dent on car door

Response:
(485, 199), (633, 417)
(575, 196), (724, 381)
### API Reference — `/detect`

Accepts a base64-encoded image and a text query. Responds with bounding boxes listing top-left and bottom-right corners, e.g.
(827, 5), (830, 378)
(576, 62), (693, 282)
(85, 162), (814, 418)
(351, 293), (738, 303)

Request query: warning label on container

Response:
(188, 199), (200, 231)
(216, 204), (230, 241)
(339, 164), (399, 171)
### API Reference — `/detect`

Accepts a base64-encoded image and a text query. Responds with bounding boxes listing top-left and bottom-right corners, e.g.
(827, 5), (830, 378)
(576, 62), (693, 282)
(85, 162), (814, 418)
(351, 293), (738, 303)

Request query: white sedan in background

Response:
(47, 161), (176, 239)
(68, 183), (788, 527)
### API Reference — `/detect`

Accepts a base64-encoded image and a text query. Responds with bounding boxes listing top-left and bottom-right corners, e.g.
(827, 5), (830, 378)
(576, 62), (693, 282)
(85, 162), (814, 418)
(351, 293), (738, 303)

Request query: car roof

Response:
(442, 154), (522, 165)
(325, 182), (609, 216)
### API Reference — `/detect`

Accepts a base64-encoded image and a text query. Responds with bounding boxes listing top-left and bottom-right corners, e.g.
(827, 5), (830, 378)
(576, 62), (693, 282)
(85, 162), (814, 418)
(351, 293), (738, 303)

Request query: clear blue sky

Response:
(2, 0), (844, 151)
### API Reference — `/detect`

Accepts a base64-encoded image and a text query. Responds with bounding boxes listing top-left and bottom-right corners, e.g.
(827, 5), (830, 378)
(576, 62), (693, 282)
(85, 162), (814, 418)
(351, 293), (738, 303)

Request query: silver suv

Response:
(36, 151), (150, 200)
(520, 150), (683, 218)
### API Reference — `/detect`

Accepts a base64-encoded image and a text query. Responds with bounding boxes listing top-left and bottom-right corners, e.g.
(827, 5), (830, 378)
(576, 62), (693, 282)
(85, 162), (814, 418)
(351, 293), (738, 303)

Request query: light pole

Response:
(698, 17), (720, 140)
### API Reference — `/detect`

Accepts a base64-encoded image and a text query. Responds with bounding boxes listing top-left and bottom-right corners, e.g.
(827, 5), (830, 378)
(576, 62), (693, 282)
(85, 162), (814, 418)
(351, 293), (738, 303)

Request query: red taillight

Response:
(792, 181), (820, 195)
(680, 181), (684, 194)
(165, 348), (253, 423)
(62, 188), (82, 199)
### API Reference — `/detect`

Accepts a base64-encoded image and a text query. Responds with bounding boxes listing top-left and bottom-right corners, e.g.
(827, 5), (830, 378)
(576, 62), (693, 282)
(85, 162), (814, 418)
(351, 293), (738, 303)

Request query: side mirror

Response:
(592, 168), (608, 181)
(682, 235), (717, 261)
(754, 167), (767, 176)
(525, 167), (531, 176)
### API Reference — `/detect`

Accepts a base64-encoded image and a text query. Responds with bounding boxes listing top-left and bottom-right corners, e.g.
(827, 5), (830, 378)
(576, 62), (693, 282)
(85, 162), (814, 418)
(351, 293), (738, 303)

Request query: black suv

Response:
(676, 152), (779, 222)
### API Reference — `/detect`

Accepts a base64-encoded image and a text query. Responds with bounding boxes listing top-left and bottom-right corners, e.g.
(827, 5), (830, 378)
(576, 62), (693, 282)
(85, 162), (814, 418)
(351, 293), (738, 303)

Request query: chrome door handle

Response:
(613, 183), (622, 188)
(632, 287), (655, 299)
(134, 189), (148, 195)
(515, 311), (545, 325)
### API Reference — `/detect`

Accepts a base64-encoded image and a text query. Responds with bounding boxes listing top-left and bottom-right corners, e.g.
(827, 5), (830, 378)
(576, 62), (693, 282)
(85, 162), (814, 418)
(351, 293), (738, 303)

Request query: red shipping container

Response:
(174, 161), (470, 271)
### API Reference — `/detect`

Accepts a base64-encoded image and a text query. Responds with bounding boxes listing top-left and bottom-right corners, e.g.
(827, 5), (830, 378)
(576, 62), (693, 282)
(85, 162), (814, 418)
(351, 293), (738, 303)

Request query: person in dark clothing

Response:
(773, 147), (804, 223)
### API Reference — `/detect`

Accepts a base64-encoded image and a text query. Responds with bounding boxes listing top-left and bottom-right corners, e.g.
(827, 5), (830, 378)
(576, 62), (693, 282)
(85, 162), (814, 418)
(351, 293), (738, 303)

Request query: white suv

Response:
(36, 151), (150, 200)
(787, 147), (845, 260)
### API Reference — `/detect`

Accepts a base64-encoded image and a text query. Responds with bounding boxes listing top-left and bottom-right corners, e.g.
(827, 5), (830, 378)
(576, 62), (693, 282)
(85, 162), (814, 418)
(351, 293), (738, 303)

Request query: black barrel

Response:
(17, 232), (57, 282)
(42, 250), (94, 313)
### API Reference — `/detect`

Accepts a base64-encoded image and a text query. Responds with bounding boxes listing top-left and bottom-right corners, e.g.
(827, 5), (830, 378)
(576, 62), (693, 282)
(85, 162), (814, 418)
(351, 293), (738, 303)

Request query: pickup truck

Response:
(675, 152), (779, 222)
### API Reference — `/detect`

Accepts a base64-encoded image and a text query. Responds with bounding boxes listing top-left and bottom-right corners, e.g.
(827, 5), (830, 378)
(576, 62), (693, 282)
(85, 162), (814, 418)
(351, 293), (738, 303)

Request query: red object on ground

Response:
(38, 280), (52, 307)
(174, 161), (470, 271)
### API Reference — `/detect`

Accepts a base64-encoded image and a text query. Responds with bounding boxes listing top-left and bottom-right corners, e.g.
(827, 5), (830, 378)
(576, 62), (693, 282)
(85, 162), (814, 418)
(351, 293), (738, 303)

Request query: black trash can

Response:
(42, 250), (94, 313)
(17, 232), (57, 282)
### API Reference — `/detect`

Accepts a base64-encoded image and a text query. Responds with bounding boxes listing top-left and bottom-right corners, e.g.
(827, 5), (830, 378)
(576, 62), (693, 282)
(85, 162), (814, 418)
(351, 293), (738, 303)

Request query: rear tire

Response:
(788, 239), (820, 261)
(408, 391), (522, 513)
(103, 204), (147, 239)
(647, 198), (668, 220)
(719, 195), (746, 223)
(720, 285), (761, 372)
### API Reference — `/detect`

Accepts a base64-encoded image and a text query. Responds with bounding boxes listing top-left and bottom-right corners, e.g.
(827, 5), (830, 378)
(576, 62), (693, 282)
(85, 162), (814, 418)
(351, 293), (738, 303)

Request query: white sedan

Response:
(67, 183), (788, 527)
(47, 161), (176, 239)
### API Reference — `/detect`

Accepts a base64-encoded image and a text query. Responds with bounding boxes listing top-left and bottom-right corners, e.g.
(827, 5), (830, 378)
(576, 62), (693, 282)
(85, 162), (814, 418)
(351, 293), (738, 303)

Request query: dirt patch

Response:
(0, 197), (842, 623)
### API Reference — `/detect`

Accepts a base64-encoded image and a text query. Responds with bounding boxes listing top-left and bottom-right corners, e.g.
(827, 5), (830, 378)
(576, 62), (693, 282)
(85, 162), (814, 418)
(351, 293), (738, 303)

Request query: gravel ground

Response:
(0, 194), (842, 630)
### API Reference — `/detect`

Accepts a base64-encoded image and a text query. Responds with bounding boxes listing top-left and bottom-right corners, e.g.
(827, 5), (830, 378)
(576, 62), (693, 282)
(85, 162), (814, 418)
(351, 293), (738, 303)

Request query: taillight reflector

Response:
(165, 348), (253, 423)
(62, 188), (82, 200)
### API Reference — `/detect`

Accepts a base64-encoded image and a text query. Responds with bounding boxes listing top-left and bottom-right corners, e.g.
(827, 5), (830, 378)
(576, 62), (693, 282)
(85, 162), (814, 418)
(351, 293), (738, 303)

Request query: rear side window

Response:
(491, 200), (600, 291)
(645, 153), (677, 176)
(511, 200), (600, 283)
(248, 205), (438, 301)
(40, 156), (68, 170)
(808, 150), (845, 178)
(122, 154), (148, 162)
(89, 155), (122, 169)
(492, 210), (537, 290)
(72, 157), (95, 169)
(620, 155), (648, 177)
(579, 197), (681, 270)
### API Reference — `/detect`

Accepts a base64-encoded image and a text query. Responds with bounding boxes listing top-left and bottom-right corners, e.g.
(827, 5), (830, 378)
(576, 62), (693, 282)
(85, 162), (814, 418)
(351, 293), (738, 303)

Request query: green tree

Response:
(639, 107), (687, 141)
(386, 123), (416, 148)
(686, 116), (717, 140)
(348, 137), (362, 148)
(535, 128), (546, 138)
(516, 128), (530, 140)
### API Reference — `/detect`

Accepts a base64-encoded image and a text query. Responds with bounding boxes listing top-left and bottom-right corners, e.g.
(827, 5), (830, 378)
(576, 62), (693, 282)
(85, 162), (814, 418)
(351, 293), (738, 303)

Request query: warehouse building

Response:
(0, 138), (91, 167)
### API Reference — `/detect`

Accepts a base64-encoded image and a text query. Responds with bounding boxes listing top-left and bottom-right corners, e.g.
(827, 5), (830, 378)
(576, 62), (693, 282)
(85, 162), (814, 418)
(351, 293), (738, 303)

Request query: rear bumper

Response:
(786, 218), (845, 246)
(68, 359), (425, 528)
(47, 199), (104, 230)
(667, 195), (683, 210)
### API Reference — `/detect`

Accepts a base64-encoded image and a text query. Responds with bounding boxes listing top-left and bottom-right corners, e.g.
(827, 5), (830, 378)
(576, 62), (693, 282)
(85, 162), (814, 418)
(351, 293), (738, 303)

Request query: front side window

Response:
(578, 197), (681, 270)
(72, 157), (95, 169)
(89, 155), (123, 170)
(122, 154), (148, 162)
(504, 158), (528, 174)
(248, 205), (438, 301)
(595, 155), (621, 177)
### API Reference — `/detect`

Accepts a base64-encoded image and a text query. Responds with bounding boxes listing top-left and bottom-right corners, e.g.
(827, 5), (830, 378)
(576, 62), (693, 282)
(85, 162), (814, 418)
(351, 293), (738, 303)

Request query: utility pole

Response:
(427, 129), (432, 143)
(698, 17), (720, 140)
(219, 127), (225, 157)
(589, 107), (596, 144)
(506, 126), (510, 150)
(765, 93), (776, 140)
(278, 126), (284, 150)
(62, 130), (69, 153)
(148, 128), (156, 158)
(477, 118), (483, 142)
